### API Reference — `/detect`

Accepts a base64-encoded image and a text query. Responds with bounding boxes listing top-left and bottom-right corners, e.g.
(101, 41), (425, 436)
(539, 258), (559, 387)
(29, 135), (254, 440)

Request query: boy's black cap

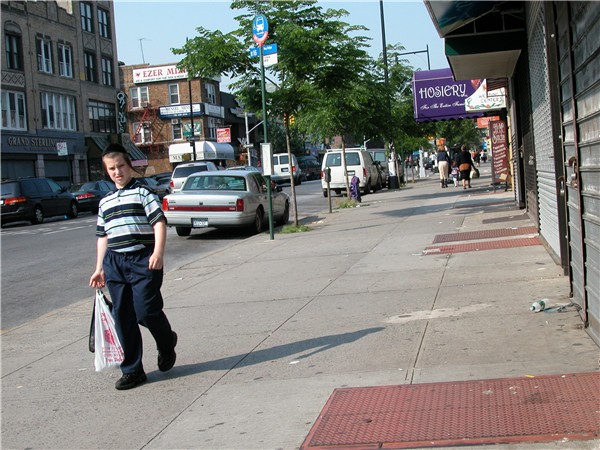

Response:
(102, 143), (128, 156)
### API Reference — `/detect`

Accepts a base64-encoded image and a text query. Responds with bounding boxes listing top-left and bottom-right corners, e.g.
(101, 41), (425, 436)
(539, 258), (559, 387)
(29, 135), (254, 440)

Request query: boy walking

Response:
(89, 144), (177, 390)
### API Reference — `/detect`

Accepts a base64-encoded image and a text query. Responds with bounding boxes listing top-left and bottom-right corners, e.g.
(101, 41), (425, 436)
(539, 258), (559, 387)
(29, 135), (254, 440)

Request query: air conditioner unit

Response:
(171, 118), (179, 125)
(141, 101), (150, 108)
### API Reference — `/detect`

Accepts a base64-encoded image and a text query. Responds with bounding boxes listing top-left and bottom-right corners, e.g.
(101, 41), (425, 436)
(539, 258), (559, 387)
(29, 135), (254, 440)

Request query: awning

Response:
(412, 68), (484, 122)
(87, 136), (148, 167)
(168, 141), (235, 163)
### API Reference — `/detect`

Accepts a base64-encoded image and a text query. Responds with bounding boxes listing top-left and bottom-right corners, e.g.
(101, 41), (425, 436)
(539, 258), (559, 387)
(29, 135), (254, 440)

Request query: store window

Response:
(80, 2), (94, 33)
(98, 8), (111, 39)
(101, 56), (113, 86)
(40, 92), (77, 131)
(205, 83), (216, 104)
(36, 37), (53, 74)
(208, 117), (218, 139)
(84, 52), (97, 82)
(88, 100), (116, 133)
(58, 43), (73, 78)
(5, 33), (23, 70)
(169, 84), (180, 104)
(1, 90), (27, 130)
(129, 86), (148, 108)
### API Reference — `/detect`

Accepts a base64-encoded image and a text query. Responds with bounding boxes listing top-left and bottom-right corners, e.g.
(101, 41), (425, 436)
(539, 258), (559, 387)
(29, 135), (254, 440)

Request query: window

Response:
(88, 100), (116, 133)
(172, 120), (182, 140)
(205, 83), (216, 104)
(40, 92), (76, 131)
(80, 2), (93, 33)
(84, 52), (97, 82)
(1, 90), (27, 130)
(5, 33), (23, 70)
(129, 86), (148, 108)
(97, 8), (111, 39)
(101, 57), (113, 86)
(58, 44), (73, 78)
(208, 117), (218, 139)
(169, 84), (180, 104)
(132, 121), (152, 144)
(36, 37), (53, 73)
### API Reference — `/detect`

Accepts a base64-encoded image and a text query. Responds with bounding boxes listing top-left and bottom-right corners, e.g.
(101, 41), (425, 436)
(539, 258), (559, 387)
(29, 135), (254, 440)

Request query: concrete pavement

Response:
(2, 164), (598, 449)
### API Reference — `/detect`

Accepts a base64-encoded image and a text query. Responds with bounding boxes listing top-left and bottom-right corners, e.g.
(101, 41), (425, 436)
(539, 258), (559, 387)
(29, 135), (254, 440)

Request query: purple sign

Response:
(412, 68), (484, 122)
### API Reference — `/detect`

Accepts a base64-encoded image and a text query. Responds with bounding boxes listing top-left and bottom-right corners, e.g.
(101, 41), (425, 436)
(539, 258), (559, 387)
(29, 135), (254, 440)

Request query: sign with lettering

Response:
(489, 119), (509, 183)
(133, 65), (188, 84)
(217, 127), (231, 143)
(412, 68), (484, 122)
(56, 141), (68, 156)
(159, 103), (202, 118)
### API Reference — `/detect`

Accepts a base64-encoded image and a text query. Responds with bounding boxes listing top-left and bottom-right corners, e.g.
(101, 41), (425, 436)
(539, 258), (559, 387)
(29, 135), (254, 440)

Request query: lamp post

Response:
(395, 46), (431, 70)
(188, 77), (196, 160)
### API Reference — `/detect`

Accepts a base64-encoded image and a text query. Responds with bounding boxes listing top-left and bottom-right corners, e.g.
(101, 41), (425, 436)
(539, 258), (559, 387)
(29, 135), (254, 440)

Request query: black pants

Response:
(104, 248), (173, 374)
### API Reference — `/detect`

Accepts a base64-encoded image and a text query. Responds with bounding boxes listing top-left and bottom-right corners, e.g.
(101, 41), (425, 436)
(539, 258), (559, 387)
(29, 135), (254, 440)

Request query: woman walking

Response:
(436, 147), (451, 188)
(458, 145), (474, 189)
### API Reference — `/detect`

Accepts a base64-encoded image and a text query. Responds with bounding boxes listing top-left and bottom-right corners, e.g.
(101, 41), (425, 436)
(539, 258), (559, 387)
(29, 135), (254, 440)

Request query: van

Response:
(320, 149), (381, 197)
(271, 153), (301, 185)
(169, 161), (219, 193)
(369, 149), (389, 188)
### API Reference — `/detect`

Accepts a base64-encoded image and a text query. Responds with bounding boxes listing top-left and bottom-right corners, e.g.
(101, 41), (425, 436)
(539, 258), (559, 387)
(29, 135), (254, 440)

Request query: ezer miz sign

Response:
(133, 65), (188, 84)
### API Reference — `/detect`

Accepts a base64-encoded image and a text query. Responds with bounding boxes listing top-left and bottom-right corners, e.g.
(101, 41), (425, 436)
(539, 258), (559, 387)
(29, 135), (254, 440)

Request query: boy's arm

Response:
(89, 236), (108, 288)
(149, 218), (167, 270)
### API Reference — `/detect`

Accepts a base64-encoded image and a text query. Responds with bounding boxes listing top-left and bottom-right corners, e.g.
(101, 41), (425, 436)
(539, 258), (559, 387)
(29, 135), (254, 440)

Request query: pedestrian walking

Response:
(458, 145), (474, 189)
(450, 161), (460, 187)
(436, 147), (451, 188)
(89, 143), (177, 390)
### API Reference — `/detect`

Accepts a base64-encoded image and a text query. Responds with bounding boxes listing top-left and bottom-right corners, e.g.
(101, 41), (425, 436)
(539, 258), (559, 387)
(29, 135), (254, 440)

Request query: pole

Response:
(245, 112), (251, 166)
(259, 44), (274, 240)
(188, 78), (196, 161)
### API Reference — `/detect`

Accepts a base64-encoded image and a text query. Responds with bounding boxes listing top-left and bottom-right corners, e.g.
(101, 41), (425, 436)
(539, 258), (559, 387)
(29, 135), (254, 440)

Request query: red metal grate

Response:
(432, 226), (538, 244)
(424, 237), (541, 255)
(301, 372), (600, 449)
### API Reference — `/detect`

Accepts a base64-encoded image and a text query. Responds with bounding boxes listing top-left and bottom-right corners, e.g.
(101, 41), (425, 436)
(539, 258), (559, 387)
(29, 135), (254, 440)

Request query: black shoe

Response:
(158, 331), (177, 372)
(115, 371), (147, 390)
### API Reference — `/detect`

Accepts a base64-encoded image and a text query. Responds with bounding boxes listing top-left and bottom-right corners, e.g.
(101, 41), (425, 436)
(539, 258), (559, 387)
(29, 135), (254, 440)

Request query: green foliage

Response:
(280, 224), (312, 233)
(336, 199), (360, 209)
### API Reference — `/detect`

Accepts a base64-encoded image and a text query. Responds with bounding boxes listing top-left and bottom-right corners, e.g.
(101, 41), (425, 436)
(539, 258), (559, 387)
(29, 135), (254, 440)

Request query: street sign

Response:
(183, 123), (201, 137)
(263, 53), (278, 67)
(56, 142), (68, 156)
(249, 43), (277, 58)
(252, 15), (268, 46)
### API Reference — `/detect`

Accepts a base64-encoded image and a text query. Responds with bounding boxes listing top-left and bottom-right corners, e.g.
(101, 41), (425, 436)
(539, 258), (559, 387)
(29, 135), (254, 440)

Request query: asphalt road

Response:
(0, 180), (326, 330)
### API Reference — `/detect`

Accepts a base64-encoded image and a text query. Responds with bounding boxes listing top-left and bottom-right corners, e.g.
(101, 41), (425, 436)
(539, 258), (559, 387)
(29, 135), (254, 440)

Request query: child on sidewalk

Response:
(450, 161), (459, 187)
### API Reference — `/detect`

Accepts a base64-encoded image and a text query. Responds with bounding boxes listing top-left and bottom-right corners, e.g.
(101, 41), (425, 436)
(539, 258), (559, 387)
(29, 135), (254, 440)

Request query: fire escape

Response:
(132, 101), (164, 159)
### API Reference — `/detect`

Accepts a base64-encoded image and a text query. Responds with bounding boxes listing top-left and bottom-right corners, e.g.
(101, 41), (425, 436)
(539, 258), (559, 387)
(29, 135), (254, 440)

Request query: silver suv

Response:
(169, 162), (218, 193)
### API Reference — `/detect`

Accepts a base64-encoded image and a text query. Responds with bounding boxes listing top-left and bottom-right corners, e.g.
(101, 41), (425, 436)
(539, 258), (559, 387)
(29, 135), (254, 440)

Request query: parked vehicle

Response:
(226, 166), (262, 173)
(368, 149), (389, 187)
(137, 177), (170, 199)
(297, 156), (321, 181)
(162, 170), (289, 237)
(320, 149), (381, 197)
(1, 178), (79, 225)
(169, 161), (219, 193)
(271, 153), (301, 185)
(68, 180), (115, 213)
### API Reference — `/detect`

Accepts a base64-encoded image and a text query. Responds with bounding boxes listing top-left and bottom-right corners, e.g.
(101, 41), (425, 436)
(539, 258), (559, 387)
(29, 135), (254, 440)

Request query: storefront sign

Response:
(204, 103), (224, 118)
(489, 119), (509, 183)
(133, 65), (188, 83)
(476, 116), (500, 129)
(412, 68), (484, 122)
(216, 127), (231, 143)
(465, 80), (506, 112)
(159, 104), (203, 118)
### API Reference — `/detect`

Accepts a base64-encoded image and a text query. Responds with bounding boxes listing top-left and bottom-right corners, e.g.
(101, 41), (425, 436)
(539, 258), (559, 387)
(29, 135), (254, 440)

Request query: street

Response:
(0, 180), (325, 330)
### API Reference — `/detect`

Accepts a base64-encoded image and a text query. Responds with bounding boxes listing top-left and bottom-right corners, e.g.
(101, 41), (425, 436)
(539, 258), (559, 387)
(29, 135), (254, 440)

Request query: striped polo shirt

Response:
(96, 178), (164, 253)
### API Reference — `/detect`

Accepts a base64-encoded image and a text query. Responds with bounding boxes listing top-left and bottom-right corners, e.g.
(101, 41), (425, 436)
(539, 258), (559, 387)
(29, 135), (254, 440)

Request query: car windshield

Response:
(70, 182), (95, 192)
(183, 175), (246, 191)
(1, 182), (19, 196)
(371, 152), (387, 163)
(324, 152), (360, 167)
(174, 166), (209, 178)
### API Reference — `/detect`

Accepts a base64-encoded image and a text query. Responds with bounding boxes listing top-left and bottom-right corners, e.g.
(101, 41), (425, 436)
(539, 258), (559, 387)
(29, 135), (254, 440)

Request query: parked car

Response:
(169, 161), (219, 193)
(68, 180), (115, 213)
(368, 149), (389, 187)
(271, 153), (301, 185)
(1, 177), (79, 225)
(135, 177), (169, 199)
(151, 172), (173, 184)
(320, 149), (382, 197)
(226, 165), (262, 173)
(297, 156), (321, 181)
(162, 170), (289, 237)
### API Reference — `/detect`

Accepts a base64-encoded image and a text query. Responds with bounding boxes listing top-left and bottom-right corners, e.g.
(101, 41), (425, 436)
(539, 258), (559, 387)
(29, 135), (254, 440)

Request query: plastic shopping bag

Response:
(94, 290), (124, 372)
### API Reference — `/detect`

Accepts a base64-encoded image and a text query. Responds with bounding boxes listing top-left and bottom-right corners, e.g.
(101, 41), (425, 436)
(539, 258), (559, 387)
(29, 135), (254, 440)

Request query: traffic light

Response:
(283, 113), (288, 125)
(289, 115), (295, 125)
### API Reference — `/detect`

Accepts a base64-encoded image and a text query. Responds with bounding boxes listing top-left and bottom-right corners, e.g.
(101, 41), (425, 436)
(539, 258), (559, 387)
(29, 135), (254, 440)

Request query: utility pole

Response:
(138, 38), (149, 64)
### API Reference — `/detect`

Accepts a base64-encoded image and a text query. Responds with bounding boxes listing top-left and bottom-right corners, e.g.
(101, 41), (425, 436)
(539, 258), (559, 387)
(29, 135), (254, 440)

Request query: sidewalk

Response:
(2, 165), (598, 450)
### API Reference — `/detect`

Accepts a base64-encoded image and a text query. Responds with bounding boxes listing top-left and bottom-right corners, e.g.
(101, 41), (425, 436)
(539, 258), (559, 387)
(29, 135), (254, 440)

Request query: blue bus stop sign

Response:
(252, 15), (269, 46)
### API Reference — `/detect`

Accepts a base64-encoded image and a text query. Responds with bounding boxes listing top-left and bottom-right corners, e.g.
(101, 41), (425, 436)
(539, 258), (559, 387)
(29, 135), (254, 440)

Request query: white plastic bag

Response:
(94, 290), (124, 372)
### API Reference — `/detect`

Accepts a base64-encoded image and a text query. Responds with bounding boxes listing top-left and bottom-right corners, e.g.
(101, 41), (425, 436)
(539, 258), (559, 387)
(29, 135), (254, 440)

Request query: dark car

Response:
(297, 156), (321, 181)
(137, 177), (170, 199)
(1, 178), (79, 225)
(69, 180), (115, 214)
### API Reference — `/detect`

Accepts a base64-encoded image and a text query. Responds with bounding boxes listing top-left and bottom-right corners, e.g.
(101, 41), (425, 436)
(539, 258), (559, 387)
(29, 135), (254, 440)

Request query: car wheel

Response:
(295, 176), (301, 186)
(323, 189), (328, 198)
(375, 176), (382, 192)
(31, 206), (44, 225)
(363, 179), (371, 195)
(68, 201), (79, 219)
(277, 201), (290, 226)
(176, 226), (192, 237)
(250, 208), (264, 235)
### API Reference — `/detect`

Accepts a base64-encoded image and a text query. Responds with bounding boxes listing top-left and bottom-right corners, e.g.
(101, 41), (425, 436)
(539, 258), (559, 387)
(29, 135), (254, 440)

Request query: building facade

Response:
(1, 0), (128, 186)
(425, 1), (600, 344)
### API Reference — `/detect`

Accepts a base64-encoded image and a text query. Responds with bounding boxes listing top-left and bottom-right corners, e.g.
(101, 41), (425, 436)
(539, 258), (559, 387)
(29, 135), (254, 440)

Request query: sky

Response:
(113, 0), (447, 91)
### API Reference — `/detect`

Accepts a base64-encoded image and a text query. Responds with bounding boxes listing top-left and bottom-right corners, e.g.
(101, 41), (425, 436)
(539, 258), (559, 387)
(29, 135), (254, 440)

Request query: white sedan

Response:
(162, 170), (290, 237)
